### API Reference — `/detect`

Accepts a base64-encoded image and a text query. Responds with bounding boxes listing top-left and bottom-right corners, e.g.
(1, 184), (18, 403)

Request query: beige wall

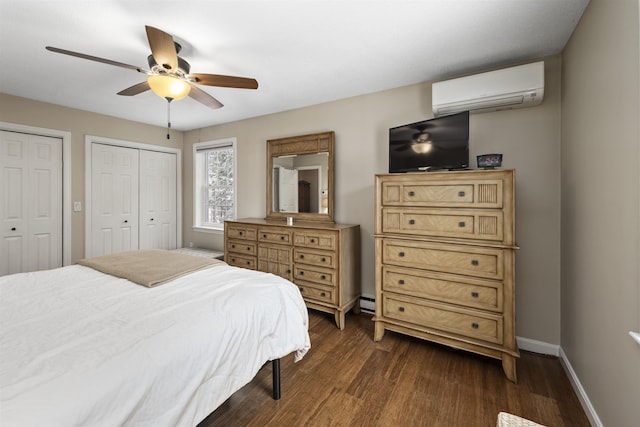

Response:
(561, 0), (640, 426)
(184, 55), (564, 345)
(0, 94), (183, 262)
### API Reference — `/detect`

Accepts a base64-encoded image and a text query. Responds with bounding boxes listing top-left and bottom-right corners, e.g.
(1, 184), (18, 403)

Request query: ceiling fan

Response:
(46, 25), (258, 135)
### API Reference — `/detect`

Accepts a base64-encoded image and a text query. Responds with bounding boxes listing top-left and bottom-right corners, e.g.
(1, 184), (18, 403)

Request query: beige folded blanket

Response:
(78, 249), (224, 287)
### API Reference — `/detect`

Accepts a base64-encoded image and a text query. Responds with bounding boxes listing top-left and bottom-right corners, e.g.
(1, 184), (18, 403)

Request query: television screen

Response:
(389, 111), (469, 173)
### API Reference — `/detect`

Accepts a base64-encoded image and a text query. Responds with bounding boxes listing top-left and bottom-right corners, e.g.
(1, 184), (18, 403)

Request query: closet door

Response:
(0, 131), (62, 275)
(90, 143), (139, 257)
(139, 150), (177, 250)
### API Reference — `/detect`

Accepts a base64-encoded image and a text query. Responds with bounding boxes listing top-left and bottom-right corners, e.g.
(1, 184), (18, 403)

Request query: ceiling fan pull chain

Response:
(166, 97), (173, 140)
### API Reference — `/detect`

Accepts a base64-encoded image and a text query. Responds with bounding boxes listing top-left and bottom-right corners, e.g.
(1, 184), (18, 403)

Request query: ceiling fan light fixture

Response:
(147, 74), (190, 101)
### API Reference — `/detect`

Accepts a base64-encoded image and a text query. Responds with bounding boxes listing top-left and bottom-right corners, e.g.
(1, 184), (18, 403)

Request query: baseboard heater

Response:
(360, 296), (375, 314)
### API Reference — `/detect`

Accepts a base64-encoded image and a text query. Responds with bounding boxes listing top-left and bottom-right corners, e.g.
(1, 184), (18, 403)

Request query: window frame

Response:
(192, 138), (237, 233)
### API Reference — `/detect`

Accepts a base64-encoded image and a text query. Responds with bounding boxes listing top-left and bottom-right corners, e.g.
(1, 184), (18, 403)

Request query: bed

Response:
(0, 250), (311, 426)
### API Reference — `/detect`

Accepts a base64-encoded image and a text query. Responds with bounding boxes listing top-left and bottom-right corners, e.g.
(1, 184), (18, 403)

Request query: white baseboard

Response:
(516, 336), (560, 356)
(559, 347), (603, 427)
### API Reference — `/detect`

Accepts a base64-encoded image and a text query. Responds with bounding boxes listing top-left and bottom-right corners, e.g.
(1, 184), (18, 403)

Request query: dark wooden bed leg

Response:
(272, 359), (281, 400)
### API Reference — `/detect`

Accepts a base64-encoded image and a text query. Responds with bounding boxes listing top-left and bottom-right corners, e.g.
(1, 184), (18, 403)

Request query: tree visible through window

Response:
(205, 147), (234, 225)
(193, 138), (236, 230)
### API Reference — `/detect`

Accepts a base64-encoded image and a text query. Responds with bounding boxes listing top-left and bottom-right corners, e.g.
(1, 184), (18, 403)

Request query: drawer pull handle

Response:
(471, 259), (479, 266)
(299, 254), (305, 259)
(321, 275), (326, 280)
(409, 219), (415, 225)
(300, 271), (304, 275)
(263, 234), (267, 238)
(310, 239), (315, 243)
(231, 258), (236, 262)
(231, 244), (236, 249)
(11, 227), (16, 231)
(281, 236), (285, 240)
(471, 292), (479, 298)
(408, 191), (415, 197)
(321, 292), (326, 297)
(299, 287), (304, 292)
(287, 269), (291, 274)
(246, 261), (251, 265)
(472, 322), (479, 329)
(246, 246), (251, 251)
(458, 221), (466, 227)
(458, 191), (465, 197)
(239, 231), (244, 236)
(398, 279), (405, 285)
(399, 252), (405, 257)
(321, 257), (326, 262)
(398, 306), (405, 312)
(123, 220), (128, 223)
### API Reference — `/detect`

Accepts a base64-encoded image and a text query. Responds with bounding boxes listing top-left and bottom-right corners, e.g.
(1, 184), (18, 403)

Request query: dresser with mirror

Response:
(224, 131), (361, 329)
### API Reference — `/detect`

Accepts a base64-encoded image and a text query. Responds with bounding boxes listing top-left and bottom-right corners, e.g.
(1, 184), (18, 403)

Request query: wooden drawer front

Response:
(257, 244), (292, 279)
(226, 254), (256, 270)
(226, 224), (257, 241)
(226, 239), (257, 256)
(296, 280), (335, 304)
(382, 266), (502, 312)
(382, 239), (504, 280)
(381, 180), (503, 209)
(294, 264), (335, 287)
(294, 230), (336, 250)
(258, 228), (292, 245)
(294, 248), (335, 268)
(382, 208), (503, 241)
(383, 295), (503, 344)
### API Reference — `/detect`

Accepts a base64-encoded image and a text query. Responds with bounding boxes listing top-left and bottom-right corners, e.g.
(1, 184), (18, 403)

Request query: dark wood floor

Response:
(199, 311), (591, 427)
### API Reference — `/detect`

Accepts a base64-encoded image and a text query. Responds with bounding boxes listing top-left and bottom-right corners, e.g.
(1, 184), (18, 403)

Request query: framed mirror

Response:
(266, 131), (334, 223)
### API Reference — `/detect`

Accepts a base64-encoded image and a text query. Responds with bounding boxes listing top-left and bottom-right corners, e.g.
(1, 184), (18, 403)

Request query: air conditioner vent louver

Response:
(432, 61), (544, 116)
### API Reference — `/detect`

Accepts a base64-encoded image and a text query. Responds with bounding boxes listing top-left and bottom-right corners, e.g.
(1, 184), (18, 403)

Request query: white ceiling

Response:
(0, 0), (590, 131)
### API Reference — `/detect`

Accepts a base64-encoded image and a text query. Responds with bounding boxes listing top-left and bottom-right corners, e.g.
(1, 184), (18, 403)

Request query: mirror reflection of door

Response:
(298, 180), (310, 212)
(297, 167), (320, 213)
(275, 166), (298, 212)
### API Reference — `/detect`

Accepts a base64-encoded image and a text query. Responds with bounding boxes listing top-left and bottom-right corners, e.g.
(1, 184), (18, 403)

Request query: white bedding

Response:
(0, 262), (311, 427)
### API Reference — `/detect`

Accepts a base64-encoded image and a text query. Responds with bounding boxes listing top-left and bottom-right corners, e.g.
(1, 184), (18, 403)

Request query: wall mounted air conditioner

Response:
(432, 61), (544, 116)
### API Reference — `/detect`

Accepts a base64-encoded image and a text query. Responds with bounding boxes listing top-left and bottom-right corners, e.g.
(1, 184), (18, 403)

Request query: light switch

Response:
(73, 201), (82, 212)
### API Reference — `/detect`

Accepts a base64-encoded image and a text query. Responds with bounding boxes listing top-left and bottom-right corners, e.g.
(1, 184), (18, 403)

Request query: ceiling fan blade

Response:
(191, 73), (258, 90)
(145, 25), (178, 72)
(188, 84), (223, 109)
(45, 46), (148, 73)
(117, 81), (151, 96)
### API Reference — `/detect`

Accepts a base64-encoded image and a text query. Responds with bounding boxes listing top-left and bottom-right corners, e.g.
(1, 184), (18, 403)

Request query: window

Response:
(193, 138), (236, 231)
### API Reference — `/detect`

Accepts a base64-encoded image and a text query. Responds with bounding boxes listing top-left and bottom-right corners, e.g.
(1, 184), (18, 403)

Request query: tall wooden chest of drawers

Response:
(225, 218), (360, 330)
(373, 170), (519, 381)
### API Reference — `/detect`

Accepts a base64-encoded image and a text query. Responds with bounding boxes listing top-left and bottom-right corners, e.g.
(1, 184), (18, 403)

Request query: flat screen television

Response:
(388, 111), (469, 173)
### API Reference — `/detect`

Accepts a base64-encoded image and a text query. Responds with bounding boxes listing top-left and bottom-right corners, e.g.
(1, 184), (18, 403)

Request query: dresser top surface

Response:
(228, 218), (359, 230)
(376, 168), (514, 180)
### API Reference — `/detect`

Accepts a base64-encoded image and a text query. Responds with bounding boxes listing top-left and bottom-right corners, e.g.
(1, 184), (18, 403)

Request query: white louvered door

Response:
(0, 131), (62, 275)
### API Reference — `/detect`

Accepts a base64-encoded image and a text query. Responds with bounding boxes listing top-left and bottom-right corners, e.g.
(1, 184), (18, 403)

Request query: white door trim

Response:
(0, 122), (71, 266)
(85, 135), (182, 258)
